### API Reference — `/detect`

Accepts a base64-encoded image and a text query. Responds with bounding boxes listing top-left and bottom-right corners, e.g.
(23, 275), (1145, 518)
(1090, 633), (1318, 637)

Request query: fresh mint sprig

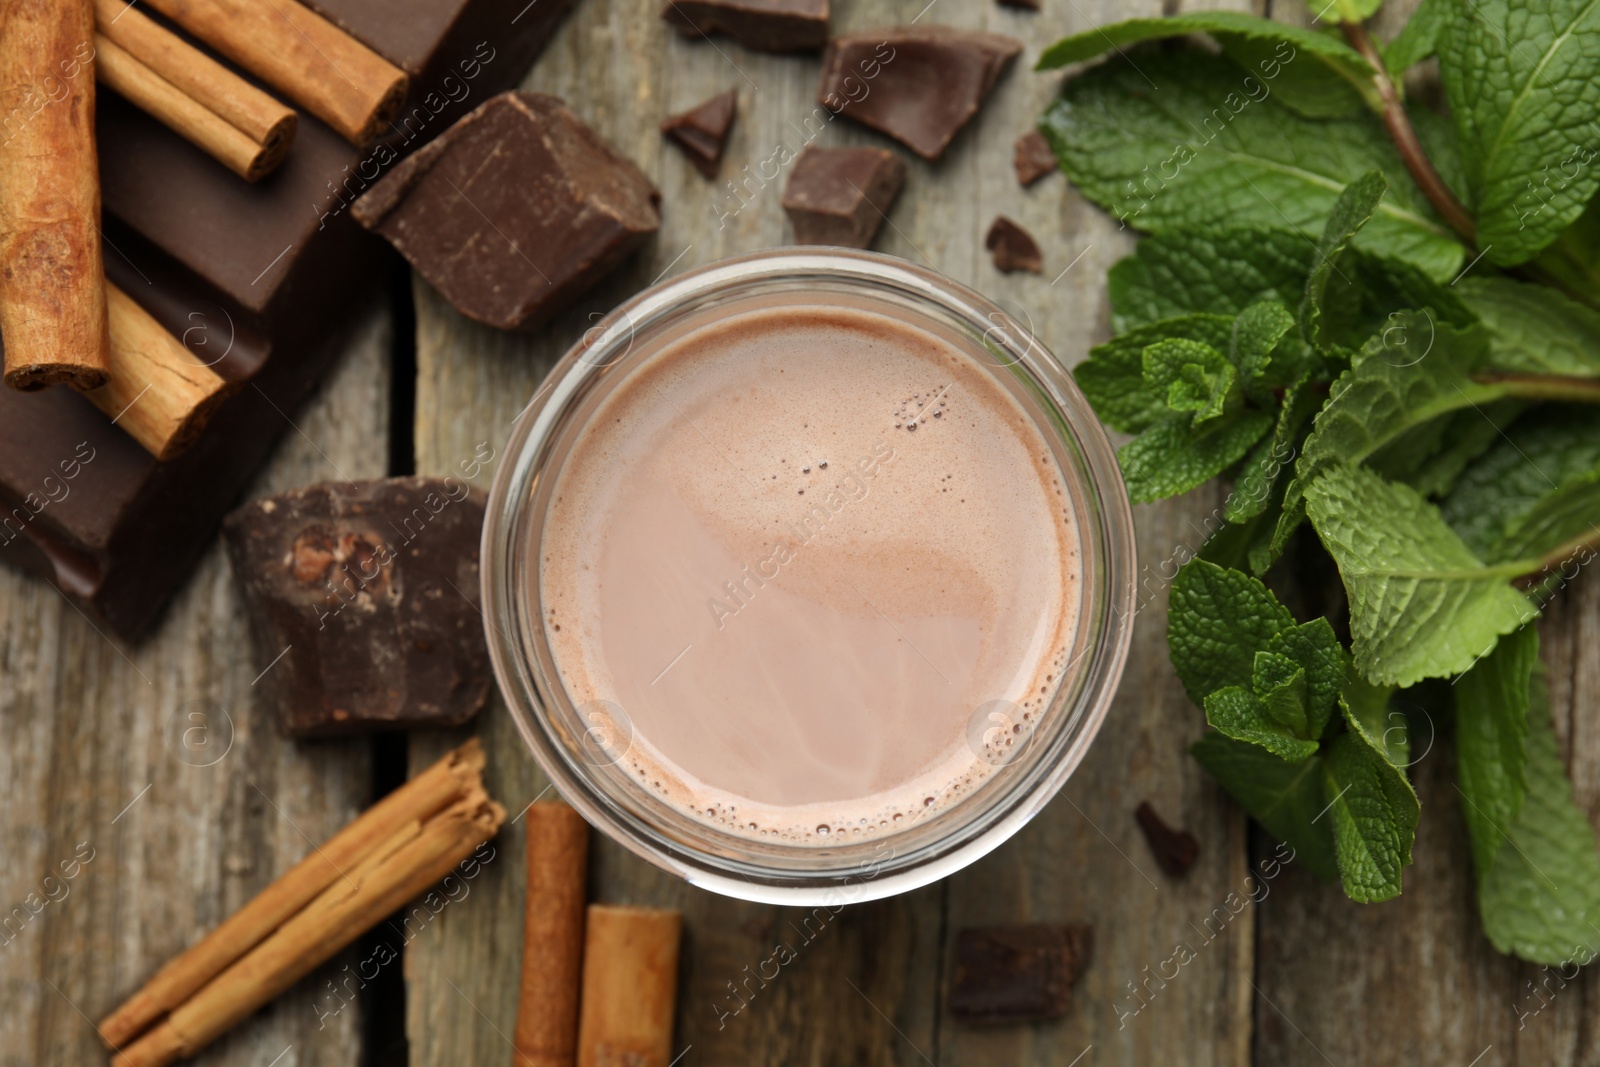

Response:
(1042, 1), (1600, 963)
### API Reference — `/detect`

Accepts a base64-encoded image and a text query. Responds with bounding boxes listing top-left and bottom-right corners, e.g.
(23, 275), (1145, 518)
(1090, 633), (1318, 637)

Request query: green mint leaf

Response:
(1340, 673), (1410, 767)
(1143, 339), (1239, 422)
(1225, 380), (1318, 527)
(1036, 12), (1372, 79)
(1232, 301), (1300, 392)
(1372, 401), (1527, 499)
(1273, 312), (1498, 551)
(1167, 559), (1297, 703)
(1458, 275), (1600, 375)
(1108, 229), (1313, 331)
(1204, 685), (1321, 761)
(1190, 733), (1340, 882)
(1440, 407), (1600, 561)
(1383, 0), (1447, 73)
(1304, 463), (1538, 685)
(1437, 0), (1600, 264)
(1303, 170), (1390, 350)
(1076, 314), (1236, 433)
(1267, 617), (1347, 739)
(1455, 624), (1536, 876)
(1323, 0), (1383, 22)
(1474, 664), (1600, 964)
(1039, 48), (1466, 278)
(1119, 410), (1275, 503)
(1322, 721), (1419, 902)
(1254, 652), (1312, 732)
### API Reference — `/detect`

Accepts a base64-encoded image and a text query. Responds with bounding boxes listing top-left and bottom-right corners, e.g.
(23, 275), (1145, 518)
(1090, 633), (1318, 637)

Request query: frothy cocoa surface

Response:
(541, 302), (1081, 844)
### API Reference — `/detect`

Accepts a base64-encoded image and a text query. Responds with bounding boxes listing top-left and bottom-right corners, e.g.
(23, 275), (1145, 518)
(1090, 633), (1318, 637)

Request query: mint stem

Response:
(1342, 21), (1477, 244)
(1474, 373), (1600, 404)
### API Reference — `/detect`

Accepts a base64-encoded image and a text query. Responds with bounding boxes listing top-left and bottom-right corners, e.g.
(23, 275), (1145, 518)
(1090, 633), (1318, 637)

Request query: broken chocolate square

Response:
(352, 92), (660, 332)
(781, 146), (905, 248)
(818, 26), (1021, 161)
(950, 924), (1093, 1024)
(1013, 129), (1057, 186)
(986, 216), (1042, 274)
(223, 477), (491, 738)
(661, 89), (737, 178)
(998, 0), (1040, 10)
(661, 0), (829, 52)
(1135, 801), (1201, 877)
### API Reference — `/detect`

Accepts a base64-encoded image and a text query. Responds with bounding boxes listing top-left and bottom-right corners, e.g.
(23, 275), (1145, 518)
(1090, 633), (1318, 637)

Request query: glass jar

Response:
(482, 248), (1136, 905)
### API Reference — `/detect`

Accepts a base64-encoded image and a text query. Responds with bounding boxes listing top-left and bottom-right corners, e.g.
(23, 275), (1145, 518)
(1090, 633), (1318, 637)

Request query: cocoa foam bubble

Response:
(540, 301), (1082, 844)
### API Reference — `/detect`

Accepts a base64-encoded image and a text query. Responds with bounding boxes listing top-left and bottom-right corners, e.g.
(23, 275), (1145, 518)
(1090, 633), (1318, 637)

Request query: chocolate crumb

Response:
(1135, 801), (1200, 877)
(1013, 129), (1057, 186)
(985, 215), (1043, 274)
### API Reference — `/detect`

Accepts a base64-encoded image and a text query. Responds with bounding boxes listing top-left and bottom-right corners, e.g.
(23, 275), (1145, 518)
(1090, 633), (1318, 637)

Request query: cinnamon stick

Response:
(139, 0), (406, 145)
(98, 738), (488, 1050)
(111, 794), (506, 1067)
(0, 0), (110, 391)
(514, 804), (590, 1067)
(576, 905), (682, 1067)
(93, 0), (295, 181)
(84, 282), (235, 461)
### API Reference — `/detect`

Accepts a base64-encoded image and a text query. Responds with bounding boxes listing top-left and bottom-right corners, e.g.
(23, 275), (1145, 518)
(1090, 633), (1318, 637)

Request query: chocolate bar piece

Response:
(661, 0), (828, 53)
(986, 216), (1042, 274)
(0, 0), (564, 640)
(950, 924), (1093, 1024)
(353, 92), (661, 332)
(819, 27), (1021, 161)
(1135, 801), (1201, 877)
(224, 478), (490, 737)
(998, 0), (1039, 10)
(781, 146), (905, 248)
(1013, 129), (1057, 187)
(661, 89), (737, 178)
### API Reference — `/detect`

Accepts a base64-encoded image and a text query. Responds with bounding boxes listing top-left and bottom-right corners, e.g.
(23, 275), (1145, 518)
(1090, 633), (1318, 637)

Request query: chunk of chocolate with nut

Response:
(950, 924), (1093, 1024)
(819, 27), (1022, 161)
(661, 0), (829, 52)
(223, 477), (491, 738)
(661, 89), (737, 178)
(781, 145), (906, 248)
(352, 92), (660, 332)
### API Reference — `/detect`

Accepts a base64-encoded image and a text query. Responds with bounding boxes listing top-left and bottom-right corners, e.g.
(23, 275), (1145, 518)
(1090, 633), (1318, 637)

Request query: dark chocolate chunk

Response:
(1135, 801), (1201, 877)
(661, 0), (829, 53)
(950, 924), (1093, 1024)
(1013, 129), (1057, 187)
(223, 478), (490, 737)
(781, 146), (905, 248)
(661, 89), (738, 178)
(354, 92), (661, 332)
(0, 0), (539, 641)
(985, 216), (1042, 274)
(818, 26), (1021, 161)
(998, 0), (1040, 10)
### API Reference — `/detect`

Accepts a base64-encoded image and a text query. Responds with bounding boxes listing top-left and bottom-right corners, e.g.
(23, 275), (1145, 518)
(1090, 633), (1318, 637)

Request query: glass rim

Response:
(482, 247), (1137, 905)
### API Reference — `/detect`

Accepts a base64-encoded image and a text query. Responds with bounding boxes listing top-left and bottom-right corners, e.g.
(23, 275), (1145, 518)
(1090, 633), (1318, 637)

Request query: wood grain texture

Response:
(406, 1), (1254, 1064)
(0, 300), (390, 1067)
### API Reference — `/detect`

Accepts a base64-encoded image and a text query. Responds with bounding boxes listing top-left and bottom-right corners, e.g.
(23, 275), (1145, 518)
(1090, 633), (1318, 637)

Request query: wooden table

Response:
(5, 1), (1597, 1064)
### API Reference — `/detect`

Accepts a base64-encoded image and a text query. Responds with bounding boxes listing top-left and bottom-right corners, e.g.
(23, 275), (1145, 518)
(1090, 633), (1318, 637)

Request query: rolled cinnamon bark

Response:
(0, 0), (110, 391)
(576, 905), (682, 1067)
(111, 794), (506, 1067)
(84, 283), (235, 461)
(98, 739), (488, 1049)
(93, 0), (294, 180)
(514, 804), (590, 1067)
(139, 0), (406, 145)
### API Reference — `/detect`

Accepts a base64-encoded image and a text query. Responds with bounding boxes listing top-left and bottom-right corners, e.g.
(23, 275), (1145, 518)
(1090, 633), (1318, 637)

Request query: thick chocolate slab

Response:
(0, 0), (570, 640)
(661, 0), (828, 52)
(781, 145), (905, 248)
(224, 478), (490, 737)
(353, 92), (660, 332)
(949, 924), (1093, 1023)
(819, 27), (1021, 161)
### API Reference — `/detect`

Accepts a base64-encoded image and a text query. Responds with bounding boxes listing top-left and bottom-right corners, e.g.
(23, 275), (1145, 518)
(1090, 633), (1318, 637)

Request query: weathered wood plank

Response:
(0, 300), (391, 1067)
(407, 1), (1252, 1065)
